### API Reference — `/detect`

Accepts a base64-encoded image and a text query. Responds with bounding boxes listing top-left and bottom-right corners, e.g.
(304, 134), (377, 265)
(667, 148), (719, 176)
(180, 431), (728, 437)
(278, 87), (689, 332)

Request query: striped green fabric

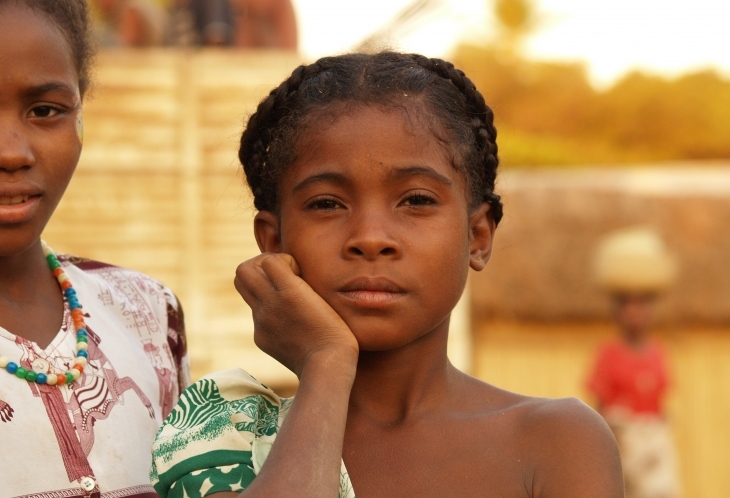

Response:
(151, 369), (356, 498)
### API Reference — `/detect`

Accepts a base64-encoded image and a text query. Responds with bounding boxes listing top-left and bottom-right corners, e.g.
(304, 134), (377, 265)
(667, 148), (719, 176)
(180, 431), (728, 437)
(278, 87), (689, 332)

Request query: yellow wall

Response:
(474, 321), (730, 498)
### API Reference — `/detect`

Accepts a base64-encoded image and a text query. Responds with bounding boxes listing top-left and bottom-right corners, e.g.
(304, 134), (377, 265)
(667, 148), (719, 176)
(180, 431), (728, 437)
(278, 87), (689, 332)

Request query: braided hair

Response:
(239, 52), (503, 225)
(0, 0), (95, 96)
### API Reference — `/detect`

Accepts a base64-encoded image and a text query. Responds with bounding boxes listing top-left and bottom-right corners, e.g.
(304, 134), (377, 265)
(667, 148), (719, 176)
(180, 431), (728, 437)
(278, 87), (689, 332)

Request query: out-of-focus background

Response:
(43, 1), (730, 496)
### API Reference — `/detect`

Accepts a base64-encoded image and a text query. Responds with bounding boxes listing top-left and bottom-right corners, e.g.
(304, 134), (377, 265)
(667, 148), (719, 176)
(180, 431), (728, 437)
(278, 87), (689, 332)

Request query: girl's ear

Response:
(468, 202), (496, 271)
(254, 211), (282, 253)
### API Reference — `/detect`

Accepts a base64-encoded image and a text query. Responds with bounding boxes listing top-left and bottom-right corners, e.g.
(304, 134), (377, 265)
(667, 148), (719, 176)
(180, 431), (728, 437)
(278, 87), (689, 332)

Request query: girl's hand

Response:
(234, 253), (359, 377)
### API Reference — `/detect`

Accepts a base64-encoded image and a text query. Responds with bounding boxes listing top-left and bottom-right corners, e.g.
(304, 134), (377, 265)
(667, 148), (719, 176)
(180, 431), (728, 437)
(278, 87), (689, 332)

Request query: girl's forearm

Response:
(215, 347), (357, 498)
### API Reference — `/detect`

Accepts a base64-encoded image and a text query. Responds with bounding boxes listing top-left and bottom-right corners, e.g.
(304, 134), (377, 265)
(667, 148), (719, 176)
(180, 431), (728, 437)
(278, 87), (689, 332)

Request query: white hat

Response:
(594, 227), (678, 294)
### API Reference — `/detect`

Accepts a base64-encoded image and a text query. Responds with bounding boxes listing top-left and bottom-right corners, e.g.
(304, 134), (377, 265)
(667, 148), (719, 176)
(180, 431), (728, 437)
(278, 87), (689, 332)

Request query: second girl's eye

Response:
(401, 193), (437, 207)
(29, 106), (60, 118)
(307, 197), (341, 210)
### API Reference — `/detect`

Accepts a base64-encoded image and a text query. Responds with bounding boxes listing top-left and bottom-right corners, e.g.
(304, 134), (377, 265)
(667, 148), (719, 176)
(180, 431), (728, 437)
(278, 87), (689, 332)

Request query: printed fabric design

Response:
(151, 369), (356, 498)
(0, 255), (189, 498)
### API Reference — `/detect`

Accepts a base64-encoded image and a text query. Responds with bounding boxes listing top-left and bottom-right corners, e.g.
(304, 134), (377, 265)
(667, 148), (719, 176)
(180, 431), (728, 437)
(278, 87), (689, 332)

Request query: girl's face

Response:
(0, 5), (82, 257)
(255, 106), (494, 351)
(614, 294), (656, 340)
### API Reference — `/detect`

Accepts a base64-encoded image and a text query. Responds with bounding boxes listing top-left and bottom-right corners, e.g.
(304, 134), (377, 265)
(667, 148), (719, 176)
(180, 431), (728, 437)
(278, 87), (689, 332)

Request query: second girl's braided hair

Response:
(239, 52), (503, 225)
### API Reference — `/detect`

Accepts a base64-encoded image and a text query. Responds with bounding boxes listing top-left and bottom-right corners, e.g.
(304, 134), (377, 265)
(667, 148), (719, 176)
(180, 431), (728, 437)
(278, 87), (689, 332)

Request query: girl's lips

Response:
(0, 195), (41, 224)
(338, 290), (407, 308)
(337, 277), (407, 309)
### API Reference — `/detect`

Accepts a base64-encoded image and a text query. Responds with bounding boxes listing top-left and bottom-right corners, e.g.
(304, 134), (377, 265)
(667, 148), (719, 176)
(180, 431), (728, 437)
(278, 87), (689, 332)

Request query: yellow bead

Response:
(0, 356), (8, 368)
(46, 374), (58, 386)
(70, 369), (81, 380)
(76, 342), (88, 351)
(58, 274), (69, 283)
(74, 357), (88, 367)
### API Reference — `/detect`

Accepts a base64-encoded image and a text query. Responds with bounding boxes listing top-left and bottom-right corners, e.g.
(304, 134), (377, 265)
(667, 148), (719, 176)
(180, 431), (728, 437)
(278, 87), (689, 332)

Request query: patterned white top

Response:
(151, 369), (356, 498)
(0, 255), (190, 498)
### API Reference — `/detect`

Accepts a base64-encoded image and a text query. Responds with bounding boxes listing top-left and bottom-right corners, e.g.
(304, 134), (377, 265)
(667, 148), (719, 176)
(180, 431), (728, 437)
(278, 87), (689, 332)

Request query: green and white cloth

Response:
(151, 369), (356, 498)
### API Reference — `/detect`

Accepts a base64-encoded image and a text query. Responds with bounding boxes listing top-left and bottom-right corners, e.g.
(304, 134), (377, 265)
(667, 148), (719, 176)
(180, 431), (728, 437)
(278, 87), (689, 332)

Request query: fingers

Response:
(234, 253), (302, 302)
(234, 256), (271, 305)
(233, 272), (257, 307)
(260, 253), (303, 291)
(274, 253), (302, 276)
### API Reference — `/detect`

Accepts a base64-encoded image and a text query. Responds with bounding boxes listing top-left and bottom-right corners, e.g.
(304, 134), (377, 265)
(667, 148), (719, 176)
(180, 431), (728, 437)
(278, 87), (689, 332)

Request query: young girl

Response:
(151, 52), (623, 497)
(589, 228), (680, 498)
(0, 1), (189, 496)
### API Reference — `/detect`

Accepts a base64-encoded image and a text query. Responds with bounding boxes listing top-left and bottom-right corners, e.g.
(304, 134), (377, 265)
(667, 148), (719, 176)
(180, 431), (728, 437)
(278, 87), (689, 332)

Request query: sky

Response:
(291, 0), (730, 87)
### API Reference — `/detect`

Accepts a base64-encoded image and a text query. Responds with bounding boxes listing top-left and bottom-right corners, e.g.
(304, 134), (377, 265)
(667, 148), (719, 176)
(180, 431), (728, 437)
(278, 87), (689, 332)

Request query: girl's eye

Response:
(29, 106), (60, 118)
(401, 193), (437, 207)
(307, 197), (341, 210)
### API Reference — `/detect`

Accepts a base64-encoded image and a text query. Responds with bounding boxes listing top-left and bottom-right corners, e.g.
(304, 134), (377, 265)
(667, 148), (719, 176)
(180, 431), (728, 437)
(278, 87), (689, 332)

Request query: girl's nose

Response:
(342, 213), (403, 261)
(0, 123), (34, 172)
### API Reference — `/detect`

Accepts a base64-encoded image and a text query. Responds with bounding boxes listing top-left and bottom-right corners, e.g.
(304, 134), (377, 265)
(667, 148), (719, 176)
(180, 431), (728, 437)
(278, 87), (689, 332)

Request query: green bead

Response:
(25, 371), (37, 382)
(77, 336), (88, 344)
(65, 372), (74, 384)
(15, 367), (28, 379)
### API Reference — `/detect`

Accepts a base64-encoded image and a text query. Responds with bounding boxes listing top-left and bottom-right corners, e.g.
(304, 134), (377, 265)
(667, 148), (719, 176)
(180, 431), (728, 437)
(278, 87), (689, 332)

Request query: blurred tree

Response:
(453, 43), (730, 167)
(493, 0), (538, 56)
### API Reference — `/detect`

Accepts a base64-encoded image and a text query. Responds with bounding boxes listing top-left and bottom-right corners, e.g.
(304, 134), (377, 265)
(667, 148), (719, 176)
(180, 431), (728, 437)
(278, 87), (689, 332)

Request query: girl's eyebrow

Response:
(388, 166), (452, 186)
(22, 81), (77, 99)
(292, 166), (452, 193)
(292, 172), (349, 193)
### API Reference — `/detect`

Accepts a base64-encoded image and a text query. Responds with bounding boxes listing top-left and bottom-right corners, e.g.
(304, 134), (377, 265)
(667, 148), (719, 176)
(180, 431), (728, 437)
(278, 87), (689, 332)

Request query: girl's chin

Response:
(0, 229), (45, 259)
(351, 330), (427, 353)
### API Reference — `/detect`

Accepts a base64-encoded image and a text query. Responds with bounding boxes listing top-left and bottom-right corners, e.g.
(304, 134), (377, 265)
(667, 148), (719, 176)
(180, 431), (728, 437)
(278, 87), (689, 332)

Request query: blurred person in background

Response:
(588, 227), (681, 498)
(169, 0), (297, 49)
(231, 0), (297, 49)
(169, 0), (236, 46)
(90, 0), (169, 46)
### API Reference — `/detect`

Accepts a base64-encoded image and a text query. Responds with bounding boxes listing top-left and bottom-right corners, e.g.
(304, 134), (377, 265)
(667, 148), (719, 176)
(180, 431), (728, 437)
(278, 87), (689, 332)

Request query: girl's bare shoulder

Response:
(459, 377), (624, 497)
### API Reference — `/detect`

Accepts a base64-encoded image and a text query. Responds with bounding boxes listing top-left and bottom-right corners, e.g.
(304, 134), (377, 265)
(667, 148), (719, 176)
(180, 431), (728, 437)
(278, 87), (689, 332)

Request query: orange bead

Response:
(71, 309), (84, 318)
(53, 268), (64, 277)
(73, 364), (84, 374)
(61, 281), (73, 290)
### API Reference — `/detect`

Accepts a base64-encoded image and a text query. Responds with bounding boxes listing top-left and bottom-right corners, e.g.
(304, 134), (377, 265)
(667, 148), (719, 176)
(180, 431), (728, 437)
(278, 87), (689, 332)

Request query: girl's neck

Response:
(348, 318), (459, 425)
(0, 240), (49, 297)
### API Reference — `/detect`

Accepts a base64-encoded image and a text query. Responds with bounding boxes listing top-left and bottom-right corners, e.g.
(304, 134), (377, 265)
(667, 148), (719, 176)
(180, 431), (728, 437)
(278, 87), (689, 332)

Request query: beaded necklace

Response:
(0, 242), (89, 386)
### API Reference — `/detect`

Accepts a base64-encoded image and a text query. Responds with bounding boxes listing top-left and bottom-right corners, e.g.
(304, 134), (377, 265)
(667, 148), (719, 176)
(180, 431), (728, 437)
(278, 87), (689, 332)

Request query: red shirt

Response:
(587, 339), (669, 415)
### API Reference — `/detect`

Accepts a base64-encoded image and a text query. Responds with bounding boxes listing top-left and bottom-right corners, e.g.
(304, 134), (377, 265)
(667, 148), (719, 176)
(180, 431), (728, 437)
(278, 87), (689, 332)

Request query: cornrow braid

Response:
(406, 54), (502, 224)
(239, 51), (503, 225)
(240, 61), (329, 212)
(1, 0), (95, 96)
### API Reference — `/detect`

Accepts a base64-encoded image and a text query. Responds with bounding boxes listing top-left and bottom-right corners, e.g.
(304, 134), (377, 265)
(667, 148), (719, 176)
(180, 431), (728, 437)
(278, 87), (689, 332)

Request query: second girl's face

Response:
(0, 5), (82, 257)
(258, 106), (493, 351)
